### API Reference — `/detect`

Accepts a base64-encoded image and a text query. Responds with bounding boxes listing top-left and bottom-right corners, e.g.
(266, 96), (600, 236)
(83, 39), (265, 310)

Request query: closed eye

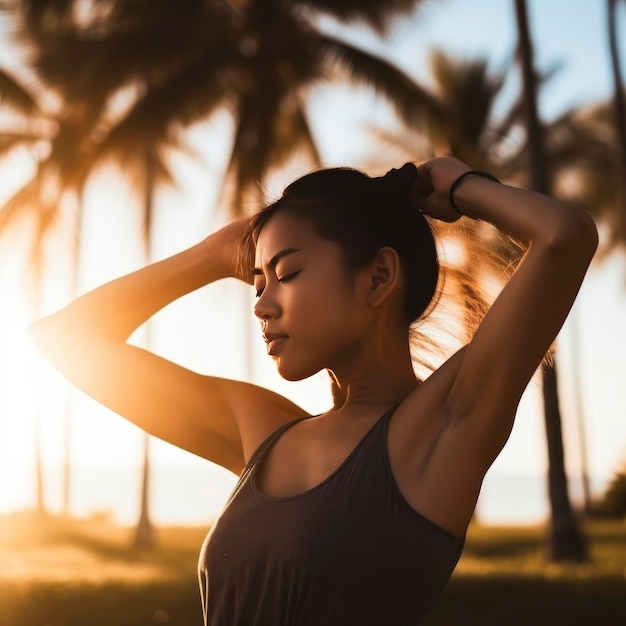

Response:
(255, 270), (301, 298)
(278, 270), (301, 283)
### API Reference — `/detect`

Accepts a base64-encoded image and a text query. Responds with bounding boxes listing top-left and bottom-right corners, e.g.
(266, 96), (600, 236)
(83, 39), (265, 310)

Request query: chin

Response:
(275, 359), (321, 383)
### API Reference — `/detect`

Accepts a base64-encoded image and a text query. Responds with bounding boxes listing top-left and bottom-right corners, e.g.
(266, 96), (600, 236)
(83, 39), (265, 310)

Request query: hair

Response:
(243, 163), (439, 326)
(240, 163), (519, 376)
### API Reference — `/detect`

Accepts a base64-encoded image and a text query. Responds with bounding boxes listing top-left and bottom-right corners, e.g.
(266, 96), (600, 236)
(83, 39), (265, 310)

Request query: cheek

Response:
(293, 278), (365, 344)
(274, 283), (367, 381)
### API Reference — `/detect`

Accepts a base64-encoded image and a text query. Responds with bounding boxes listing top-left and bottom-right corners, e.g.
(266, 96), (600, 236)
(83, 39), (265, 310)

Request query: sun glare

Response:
(0, 296), (40, 510)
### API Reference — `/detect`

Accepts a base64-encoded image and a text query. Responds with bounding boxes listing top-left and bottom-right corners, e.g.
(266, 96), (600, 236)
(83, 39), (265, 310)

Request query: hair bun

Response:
(378, 162), (417, 192)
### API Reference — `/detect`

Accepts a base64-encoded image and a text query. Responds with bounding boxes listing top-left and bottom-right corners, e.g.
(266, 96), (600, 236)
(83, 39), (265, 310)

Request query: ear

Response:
(366, 247), (401, 308)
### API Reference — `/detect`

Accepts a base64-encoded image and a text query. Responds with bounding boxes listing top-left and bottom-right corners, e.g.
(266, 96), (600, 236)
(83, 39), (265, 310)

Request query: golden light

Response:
(0, 291), (40, 512)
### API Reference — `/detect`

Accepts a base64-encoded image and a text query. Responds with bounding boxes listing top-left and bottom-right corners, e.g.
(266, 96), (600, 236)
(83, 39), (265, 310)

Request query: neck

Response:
(328, 331), (418, 411)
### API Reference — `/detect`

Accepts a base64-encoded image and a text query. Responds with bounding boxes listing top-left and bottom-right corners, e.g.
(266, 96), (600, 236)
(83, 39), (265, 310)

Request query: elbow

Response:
(28, 317), (46, 351)
(28, 315), (59, 361)
(572, 208), (599, 257)
(28, 312), (81, 365)
(28, 313), (95, 383)
(546, 206), (598, 262)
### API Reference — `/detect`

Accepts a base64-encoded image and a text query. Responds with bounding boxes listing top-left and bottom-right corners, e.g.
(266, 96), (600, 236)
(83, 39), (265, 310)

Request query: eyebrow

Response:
(253, 248), (301, 275)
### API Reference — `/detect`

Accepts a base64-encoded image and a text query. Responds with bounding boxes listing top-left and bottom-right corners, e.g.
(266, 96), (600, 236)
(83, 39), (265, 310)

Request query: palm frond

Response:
(269, 96), (321, 167)
(363, 124), (432, 164)
(0, 130), (41, 158)
(0, 177), (41, 233)
(318, 34), (441, 131)
(295, 0), (428, 33)
(91, 65), (229, 181)
(21, 0), (234, 110)
(545, 104), (621, 229)
(0, 66), (40, 115)
(216, 91), (320, 216)
(428, 51), (507, 166)
(223, 89), (292, 213)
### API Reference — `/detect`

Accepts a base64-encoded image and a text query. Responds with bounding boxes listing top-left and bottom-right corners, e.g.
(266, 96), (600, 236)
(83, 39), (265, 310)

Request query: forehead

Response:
(254, 211), (323, 265)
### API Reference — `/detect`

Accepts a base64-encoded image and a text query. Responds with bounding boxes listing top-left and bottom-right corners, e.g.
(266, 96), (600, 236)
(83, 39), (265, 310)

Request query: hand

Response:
(199, 216), (255, 284)
(410, 156), (471, 223)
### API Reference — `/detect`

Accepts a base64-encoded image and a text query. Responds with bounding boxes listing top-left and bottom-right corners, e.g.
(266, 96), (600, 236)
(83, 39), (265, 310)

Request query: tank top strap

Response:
(221, 415), (315, 510)
(369, 403), (400, 439)
(347, 403), (400, 460)
(244, 414), (314, 472)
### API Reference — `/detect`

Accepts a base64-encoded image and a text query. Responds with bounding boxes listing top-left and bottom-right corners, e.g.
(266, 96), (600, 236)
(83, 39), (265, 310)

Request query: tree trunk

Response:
(542, 362), (587, 561)
(607, 0), (626, 238)
(34, 409), (46, 517)
(32, 257), (47, 518)
(514, 0), (587, 562)
(134, 432), (155, 549)
(60, 190), (85, 517)
(133, 147), (156, 549)
(568, 305), (593, 514)
(60, 394), (72, 516)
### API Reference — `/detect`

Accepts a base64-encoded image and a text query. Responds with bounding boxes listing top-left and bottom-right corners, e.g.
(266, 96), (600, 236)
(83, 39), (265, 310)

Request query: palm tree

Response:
(365, 50), (527, 287)
(0, 62), (54, 517)
(13, 0), (441, 534)
(6, 0), (192, 541)
(16, 0), (440, 213)
(3, 0), (138, 518)
(0, 77), (115, 519)
(8, 0), (446, 539)
(547, 102), (625, 249)
(0, 66), (42, 159)
(607, 0), (626, 239)
(514, 0), (587, 563)
(132, 146), (164, 550)
(541, 101), (625, 515)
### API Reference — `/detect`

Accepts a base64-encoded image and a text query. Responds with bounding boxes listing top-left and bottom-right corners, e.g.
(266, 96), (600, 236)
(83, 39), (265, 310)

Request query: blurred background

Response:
(1, 0), (625, 565)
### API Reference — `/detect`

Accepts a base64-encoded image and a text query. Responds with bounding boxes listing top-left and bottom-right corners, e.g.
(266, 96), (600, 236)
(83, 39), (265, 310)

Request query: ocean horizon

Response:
(1, 463), (608, 527)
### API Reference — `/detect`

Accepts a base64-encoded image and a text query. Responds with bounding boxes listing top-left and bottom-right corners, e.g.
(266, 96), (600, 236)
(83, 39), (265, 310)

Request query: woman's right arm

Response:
(28, 218), (307, 474)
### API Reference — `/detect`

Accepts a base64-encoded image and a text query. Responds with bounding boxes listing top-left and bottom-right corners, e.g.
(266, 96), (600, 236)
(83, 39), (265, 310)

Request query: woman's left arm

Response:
(414, 157), (598, 455)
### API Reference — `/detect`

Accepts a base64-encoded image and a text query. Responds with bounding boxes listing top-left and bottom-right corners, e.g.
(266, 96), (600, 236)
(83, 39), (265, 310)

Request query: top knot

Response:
(377, 162), (418, 192)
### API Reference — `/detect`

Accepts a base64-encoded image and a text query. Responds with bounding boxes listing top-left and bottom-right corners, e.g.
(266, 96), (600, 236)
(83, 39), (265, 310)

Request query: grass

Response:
(0, 513), (205, 626)
(1, 512), (625, 626)
(424, 523), (626, 626)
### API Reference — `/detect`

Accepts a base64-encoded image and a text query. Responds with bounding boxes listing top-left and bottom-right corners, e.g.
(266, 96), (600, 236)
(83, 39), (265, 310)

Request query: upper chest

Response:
(253, 396), (444, 498)
(254, 412), (386, 499)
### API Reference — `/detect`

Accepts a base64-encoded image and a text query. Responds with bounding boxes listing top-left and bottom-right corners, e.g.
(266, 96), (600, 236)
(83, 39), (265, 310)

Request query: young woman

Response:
(29, 156), (598, 625)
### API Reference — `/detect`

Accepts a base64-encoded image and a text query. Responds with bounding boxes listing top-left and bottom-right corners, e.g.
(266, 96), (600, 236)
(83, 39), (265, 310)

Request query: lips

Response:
(263, 332), (288, 356)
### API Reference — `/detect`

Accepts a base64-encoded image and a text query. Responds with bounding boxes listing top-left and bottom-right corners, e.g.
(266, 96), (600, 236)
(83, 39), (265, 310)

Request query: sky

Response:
(0, 0), (625, 527)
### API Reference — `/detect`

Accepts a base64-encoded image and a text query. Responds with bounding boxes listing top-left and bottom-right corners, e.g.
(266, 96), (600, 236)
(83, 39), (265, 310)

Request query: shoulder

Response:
(211, 377), (311, 469)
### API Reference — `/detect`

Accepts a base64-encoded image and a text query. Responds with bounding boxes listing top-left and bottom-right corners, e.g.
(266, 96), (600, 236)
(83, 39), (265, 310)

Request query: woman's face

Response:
(253, 211), (373, 381)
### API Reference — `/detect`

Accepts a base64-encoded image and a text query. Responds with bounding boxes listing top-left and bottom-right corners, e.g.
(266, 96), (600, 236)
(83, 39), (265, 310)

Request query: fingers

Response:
(410, 160), (465, 223)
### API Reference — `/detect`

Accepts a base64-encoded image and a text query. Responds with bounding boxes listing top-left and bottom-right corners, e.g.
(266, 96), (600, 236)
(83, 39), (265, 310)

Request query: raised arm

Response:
(28, 218), (307, 474)
(390, 157), (598, 536)
(414, 156), (598, 456)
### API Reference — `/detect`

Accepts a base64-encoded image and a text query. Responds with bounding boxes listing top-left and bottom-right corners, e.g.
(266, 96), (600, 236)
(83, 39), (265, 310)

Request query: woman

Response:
(29, 156), (598, 625)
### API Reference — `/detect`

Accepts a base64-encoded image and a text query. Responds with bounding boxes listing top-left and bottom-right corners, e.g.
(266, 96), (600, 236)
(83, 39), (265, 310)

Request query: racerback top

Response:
(198, 405), (464, 625)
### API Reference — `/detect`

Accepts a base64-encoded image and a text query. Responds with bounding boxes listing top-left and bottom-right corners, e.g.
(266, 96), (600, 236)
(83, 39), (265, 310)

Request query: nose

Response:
(253, 287), (280, 321)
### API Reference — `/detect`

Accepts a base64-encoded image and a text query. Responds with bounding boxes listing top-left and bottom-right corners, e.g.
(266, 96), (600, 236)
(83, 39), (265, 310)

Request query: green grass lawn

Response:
(1, 512), (625, 626)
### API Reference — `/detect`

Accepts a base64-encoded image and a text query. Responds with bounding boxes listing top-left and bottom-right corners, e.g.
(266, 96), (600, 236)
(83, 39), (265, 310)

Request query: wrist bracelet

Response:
(448, 170), (501, 215)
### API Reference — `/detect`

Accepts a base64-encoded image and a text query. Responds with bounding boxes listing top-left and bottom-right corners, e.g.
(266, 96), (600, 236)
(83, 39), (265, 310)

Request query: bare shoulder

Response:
(211, 377), (311, 468)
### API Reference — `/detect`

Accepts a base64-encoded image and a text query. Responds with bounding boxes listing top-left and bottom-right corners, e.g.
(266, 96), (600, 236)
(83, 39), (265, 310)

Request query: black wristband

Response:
(448, 170), (501, 215)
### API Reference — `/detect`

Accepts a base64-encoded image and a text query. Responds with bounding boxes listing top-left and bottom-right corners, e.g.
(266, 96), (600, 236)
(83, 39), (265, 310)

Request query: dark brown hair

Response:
(243, 163), (440, 326)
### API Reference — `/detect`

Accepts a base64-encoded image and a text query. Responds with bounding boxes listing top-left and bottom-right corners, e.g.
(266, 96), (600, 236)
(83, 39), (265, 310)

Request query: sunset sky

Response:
(0, 0), (625, 526)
